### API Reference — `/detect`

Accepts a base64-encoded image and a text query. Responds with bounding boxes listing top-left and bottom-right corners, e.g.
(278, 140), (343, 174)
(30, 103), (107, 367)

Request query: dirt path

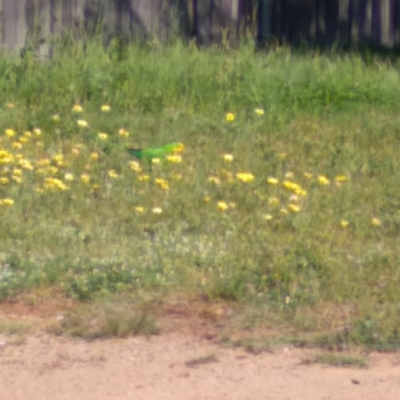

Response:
(1, 331), (400, 400)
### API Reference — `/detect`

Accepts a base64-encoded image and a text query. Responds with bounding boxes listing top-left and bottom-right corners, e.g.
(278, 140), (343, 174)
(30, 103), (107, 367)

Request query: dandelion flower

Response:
(77, 119), (88, 128)
(285, 172), (294, 179)
(64, 173), (74, 181)
(335, 175), (347, 182)
(151, 158), (161, 165)
(12, 175), (23, 183)
(208, 176), (221, 185)
(52, 114), (60, 122)
(340, 219), (349, 228)
(135, 206), (145, 213)
(204, 196), (211, 202)
(13, 168), (22, 176)
(288, 204), (301, 213)
(268, 196), (280, 205)
(318, 175), (330, 185)
(138, 174), (150, 181)
(72, 104), (83, 113)
(280, 208), (288, 214)
(0, 177), (9, 184)
(118, 128), (129, 138)
(80, 174), (90, 184)
(101, 104), (110, 112)
(217, 201), (229, 211)
(304, 172), (313, 179)
(225, 112), (235, 122)
(254, 108), (265, 116)
(223, 154), (234, 162)
(371, 217), (381, 226)
(108, 169), (119, 179)
(166, 154), (182, 163)
(5, 129), (16, 137)
(236, 172), (255, 183)
(91, 152), (99, 160)
(129, 161), (141, 172)
(155, 178), (169, 190)
(12, 142), (23, 149)
(2, 198), (14, 206)
(267, 177), (279, 185)
(264, 214), (273, 221)
(152, 207), (163, 214)
(98, 133), (108, 140)
(19, 137), (28, 144)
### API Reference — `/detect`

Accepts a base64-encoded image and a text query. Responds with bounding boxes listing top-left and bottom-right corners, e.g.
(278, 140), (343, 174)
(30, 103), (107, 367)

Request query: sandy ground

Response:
(1, 330), (400, 400)
(0, 297), (399, 400)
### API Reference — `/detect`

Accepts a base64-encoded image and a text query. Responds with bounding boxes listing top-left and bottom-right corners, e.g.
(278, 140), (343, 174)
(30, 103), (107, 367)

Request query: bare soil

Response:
(0, 297), (399, 400)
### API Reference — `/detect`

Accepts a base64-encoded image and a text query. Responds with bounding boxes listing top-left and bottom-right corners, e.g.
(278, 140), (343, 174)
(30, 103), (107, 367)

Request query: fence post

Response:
(256, 0), (271, 48)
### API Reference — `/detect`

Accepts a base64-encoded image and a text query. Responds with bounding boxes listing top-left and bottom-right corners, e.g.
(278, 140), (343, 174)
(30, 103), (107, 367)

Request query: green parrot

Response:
(125, 142), (185, 161)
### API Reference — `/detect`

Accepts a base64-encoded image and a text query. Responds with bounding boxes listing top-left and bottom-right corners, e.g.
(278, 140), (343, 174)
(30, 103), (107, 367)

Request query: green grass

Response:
(0, 38), (399, 347)
(310, 353), (368, 368)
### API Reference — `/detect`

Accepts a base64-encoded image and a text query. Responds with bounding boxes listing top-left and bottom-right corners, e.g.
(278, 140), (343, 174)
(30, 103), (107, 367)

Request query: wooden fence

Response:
(0, 1), (400, 55)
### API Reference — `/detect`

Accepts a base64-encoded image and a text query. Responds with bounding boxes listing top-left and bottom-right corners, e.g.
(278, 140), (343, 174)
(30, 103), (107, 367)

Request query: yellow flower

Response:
(318, 175), (330, 185)
(284, 172), (294, 179)
(91, 152), (99, 160)
(217, 201), (229, 211)
(138, 174), (150, 181)
(371, 217), (381, 226)
(2, 198), (14, 206)
(13, 168), (22, 176)
(53, 154), (63, 163)
(152, 158), (161, 165)
(288, 204), (301, 213)
(12, 175), (23, 183)
(264, 214), (273, 221)
(340, 219), (349, 228)
(208, 176), (221, 185)
(24, 131), (32, 137)
(135, 206), (145, 213)
(335, 175), (347, 182)
(129, 161), (141, 172)
(229, 202), (236, 209)
(52, 114), (60, 122)
(118, 128), (129, 138)
(0, 177), (9, 184)
(254, 108), (265, 116)
(80, 174), (90, 184)
(12, 142), (23, 149)
(236, 172), (255, 183)
(5, 129), (16, 137)
(225, 112), (235, 122)
(223, 154), (234, 162)
(77, 119), (88, 127)
(166, 154), (182, 163)
(280, 207), (288, 214)
(6, 102), (15, 109)
(268, 196), (280, 205)
(304, 172), (313, 179)
(204, 196), (211, 202)
(108, 169), (119, 179)
(98, 133), (108, 140)
(64, 173), (74, 181)
(267, 177), (279, 185)
(19, 137), (28, 144)
(101, 104), (111, 112)
(155, 178), (169, 190)
(36, 159), (50, 167)
(152, 207), (163, 214)
(72, 104), (83, 113)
